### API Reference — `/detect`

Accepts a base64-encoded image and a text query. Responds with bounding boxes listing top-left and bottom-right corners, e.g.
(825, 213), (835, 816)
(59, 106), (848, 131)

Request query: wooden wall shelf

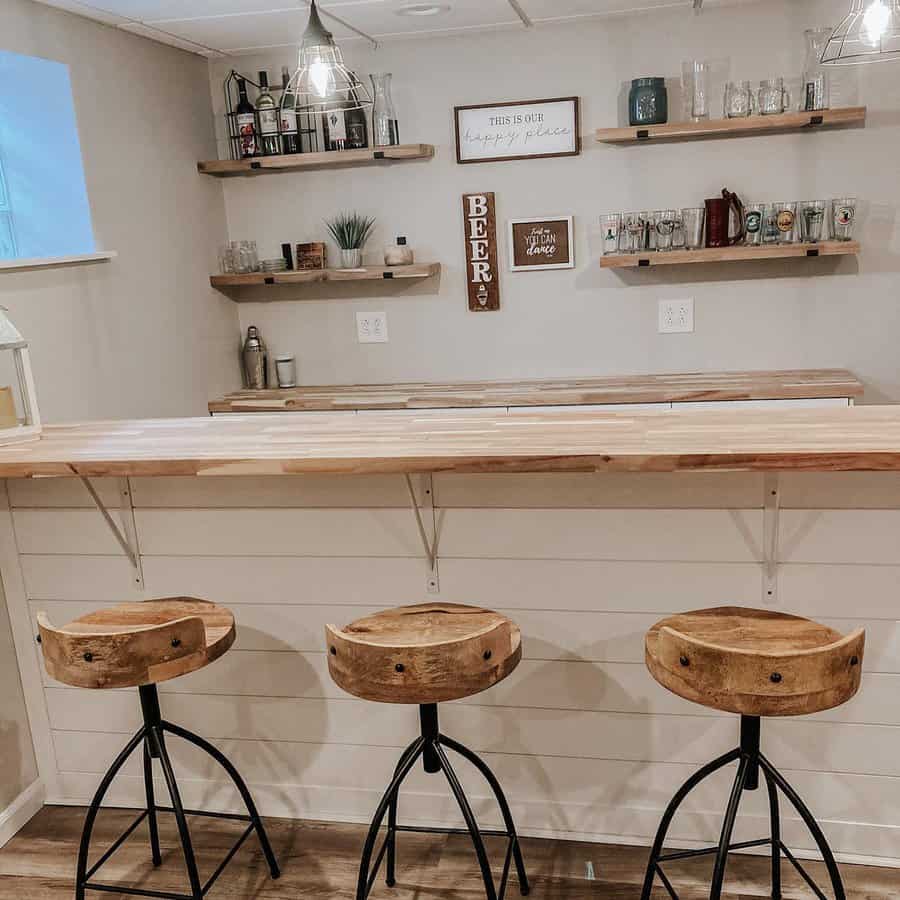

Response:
(210, 263), (441, 291)
(198, 144), (435, 177)
(599, 241), (860, 269)
(596, 107), (866, 145)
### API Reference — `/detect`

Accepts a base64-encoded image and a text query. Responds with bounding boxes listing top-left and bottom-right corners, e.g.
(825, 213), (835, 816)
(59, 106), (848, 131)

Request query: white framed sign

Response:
(454, 97), (581, 165)
(508, 216), (575, 272)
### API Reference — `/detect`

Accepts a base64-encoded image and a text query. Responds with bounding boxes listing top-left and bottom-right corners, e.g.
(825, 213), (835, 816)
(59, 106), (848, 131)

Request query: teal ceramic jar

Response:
(629, 77), (668, 126)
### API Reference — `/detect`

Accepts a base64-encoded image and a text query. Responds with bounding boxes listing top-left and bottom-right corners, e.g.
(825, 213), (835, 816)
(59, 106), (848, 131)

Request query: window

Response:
(0, 50), (96, 262)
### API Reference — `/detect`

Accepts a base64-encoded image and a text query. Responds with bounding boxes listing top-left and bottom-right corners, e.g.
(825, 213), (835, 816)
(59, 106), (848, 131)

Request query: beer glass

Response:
(744, 203), (766, 246)
(831, 198), (857, 241)
(655, 210), (678, 251)
(601, 213), (622, 255)
(758, 78), (791, 115)
(724, 81), (755, 118)
(773, 202), (797, 244)
(799, 200), (826, 243)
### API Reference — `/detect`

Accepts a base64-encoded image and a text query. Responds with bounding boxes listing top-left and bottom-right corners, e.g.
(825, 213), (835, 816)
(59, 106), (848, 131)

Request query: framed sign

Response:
(509, 217), (574, 272)
(462, 192), (500, 311)
(455, 97), (580, 164)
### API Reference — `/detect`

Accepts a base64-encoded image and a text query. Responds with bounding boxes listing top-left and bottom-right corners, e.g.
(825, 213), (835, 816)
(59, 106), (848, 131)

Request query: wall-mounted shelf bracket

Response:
(763, 474), (780, 603)
(404, 473), (439, 593)
(79, 476), (144, 589)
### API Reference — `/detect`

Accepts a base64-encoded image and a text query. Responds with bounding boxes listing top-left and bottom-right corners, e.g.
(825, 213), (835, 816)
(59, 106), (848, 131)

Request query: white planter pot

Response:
(340, 249), (363, 269)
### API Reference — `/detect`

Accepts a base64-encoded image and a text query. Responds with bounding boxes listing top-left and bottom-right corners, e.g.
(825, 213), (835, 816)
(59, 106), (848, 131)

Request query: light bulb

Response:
(863, 0), (891, 46)
(309, 60), (333, 98)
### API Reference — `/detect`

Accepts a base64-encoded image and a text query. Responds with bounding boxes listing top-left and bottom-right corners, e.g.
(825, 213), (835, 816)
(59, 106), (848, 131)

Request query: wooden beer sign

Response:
(462, 192), (500, 311)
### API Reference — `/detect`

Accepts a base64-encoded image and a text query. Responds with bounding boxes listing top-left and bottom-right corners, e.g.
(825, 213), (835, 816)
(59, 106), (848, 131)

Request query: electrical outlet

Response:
(356, 312), (389, 344)
(658, 299), (694, 334)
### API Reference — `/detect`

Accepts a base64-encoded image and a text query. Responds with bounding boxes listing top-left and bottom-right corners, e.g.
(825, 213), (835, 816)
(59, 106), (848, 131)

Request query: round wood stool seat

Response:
(645, 606), (865, 717)
(326, 602), (522, 704)
(37, 597), (236, 690)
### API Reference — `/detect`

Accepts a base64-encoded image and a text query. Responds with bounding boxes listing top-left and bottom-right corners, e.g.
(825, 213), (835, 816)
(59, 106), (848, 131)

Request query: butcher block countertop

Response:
(3, 404), (900, 478)
(208, 369), (863, 413)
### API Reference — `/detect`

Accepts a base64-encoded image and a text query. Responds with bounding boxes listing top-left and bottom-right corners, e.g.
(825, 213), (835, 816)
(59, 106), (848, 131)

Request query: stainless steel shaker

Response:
(242, 326), (268, 390)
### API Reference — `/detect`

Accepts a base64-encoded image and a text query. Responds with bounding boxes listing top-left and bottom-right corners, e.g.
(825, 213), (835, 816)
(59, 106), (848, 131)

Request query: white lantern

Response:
(0, 307), (40, 445)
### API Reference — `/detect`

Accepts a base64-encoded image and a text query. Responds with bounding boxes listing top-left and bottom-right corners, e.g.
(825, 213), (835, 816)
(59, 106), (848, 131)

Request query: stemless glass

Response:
(744, 203), (766, 246)
(655, 210), (678, 251)
(832, 198), (857, 241)
(681, 208), (706, 249)
(601, 213), (622, 255)
(671, 210), (685, 249)
(773, 202), (797, 244)
(758, 78), (792, 116)
(625, 213), (644, 253)
(682, 61), (710, 121)
(640, 211), (656, 250)
(724, 81), (755, 118)
(799, 200), (827, 243)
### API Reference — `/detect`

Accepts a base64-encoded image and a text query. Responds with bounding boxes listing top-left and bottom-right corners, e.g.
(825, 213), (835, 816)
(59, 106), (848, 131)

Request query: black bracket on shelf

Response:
(638, 258), (651, 267)
(383, 271), (395, 279)
(806, 249), (820, 257)
(264, 276), (275, 284)
(636, 130), (650, 141)
(374, 151), (386, 160)
(807, 115), (824, 127)
(250, 161), (262, 169)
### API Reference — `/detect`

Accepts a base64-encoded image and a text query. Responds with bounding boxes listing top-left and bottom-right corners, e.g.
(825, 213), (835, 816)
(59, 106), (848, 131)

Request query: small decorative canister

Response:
(629, 77), (668, 127)
(275, 355), (296, 389)
(384, 236), (414, 267)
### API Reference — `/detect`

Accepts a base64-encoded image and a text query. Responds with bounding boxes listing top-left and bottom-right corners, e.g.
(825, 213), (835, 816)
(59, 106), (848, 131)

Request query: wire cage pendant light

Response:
(282, 0), (373, 116)
(821, 0), (900, 65)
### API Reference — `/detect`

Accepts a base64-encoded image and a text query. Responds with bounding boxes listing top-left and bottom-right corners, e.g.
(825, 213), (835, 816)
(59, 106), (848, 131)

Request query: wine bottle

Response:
(256, 71), (281, 156)
(235, 77), (258, 159)
(345, 73), (369, 150)
(322, 103), (348, 152)
(280, 66), (301, 155)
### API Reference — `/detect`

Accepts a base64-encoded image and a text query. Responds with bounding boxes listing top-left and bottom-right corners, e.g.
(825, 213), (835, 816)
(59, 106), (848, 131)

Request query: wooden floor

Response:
(1, 807), (899, 899)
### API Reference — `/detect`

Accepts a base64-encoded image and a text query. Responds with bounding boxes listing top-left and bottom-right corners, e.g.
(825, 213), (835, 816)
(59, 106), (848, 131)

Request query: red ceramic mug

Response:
(705, 189), (745, 248)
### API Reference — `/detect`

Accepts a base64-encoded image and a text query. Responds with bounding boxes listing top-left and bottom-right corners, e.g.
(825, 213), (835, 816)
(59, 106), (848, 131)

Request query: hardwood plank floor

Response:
(0, 807), (898, 900)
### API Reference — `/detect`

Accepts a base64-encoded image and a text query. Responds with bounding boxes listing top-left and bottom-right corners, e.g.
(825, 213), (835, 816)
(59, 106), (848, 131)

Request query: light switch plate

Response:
(357, 311), (389, 343)
(659, 299), (694, 334)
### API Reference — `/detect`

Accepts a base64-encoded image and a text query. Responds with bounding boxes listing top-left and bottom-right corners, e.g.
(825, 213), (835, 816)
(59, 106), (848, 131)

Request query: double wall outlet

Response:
(357, 311), (389, 343)
(658, 299), (695, 334)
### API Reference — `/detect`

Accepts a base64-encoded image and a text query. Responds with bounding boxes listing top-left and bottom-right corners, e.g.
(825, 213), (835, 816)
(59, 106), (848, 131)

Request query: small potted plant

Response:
(326, 212), (377, 269)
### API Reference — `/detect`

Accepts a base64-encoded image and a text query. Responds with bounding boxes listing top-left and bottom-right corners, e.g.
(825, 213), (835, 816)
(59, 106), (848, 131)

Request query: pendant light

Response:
(821, 0), (900, 65)
(282, 0), (372, 115)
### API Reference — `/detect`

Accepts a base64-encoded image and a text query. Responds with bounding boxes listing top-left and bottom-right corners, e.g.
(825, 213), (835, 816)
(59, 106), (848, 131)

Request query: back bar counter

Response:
(5, 397), (900, 869)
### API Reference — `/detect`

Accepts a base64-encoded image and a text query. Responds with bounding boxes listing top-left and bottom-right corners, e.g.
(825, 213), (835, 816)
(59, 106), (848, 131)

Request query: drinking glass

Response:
(601, 213), (622, 255)
(655, 210), (678, 251)
(799, 200), (826, 243)
(218, 244), (236, 274)
(724, 81), (755, 118)
(640, 211), (656, 250)
(681, 208), (706, 249)
(744, 203), (766, 246)
(758, 78), (791, 116)
(773, 202), (797, 244)
(682, 61), (710, 121)
(671, 210), (685, 249)
(831, 198), (857, 241)
(762, 206), (779, 244)
(625, 213), (644, 253)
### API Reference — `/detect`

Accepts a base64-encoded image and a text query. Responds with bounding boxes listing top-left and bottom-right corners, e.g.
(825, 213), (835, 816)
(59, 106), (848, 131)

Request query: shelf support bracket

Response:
(79, 476), (144, 589)
(404, 473), (439, 594)
(763, 473), (780, 604)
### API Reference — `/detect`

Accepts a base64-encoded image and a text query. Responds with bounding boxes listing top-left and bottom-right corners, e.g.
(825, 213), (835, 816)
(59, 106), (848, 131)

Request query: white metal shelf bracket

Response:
(763, 474), (780, 603)
(79, 476), (144, 589)
(404, 473), (439, 594)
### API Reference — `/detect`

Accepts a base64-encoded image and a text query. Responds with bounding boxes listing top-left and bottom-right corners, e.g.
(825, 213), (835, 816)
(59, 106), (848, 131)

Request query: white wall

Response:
(209, 0), (900, 401)
(9, 470), (900, 865)
(0, 0), (240, 423)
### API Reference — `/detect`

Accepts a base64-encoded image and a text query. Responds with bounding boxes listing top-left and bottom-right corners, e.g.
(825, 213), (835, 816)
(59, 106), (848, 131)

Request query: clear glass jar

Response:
(803, 27), (832, 111)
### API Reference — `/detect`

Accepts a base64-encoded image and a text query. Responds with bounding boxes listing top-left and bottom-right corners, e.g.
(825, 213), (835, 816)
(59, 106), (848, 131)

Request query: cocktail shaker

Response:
(242, 326), (268, 390)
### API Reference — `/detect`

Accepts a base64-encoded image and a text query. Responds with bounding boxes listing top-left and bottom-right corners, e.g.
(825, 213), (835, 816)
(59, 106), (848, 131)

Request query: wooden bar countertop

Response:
(208, 369), (863, 413)
(3, 404), (900, 478)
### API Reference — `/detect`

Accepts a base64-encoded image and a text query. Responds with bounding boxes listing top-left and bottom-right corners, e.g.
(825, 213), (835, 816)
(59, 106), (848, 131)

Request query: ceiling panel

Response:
(90, 0), (382, 24)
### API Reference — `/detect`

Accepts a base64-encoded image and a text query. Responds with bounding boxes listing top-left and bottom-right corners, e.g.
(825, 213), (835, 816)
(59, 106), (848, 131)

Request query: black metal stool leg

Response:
(149, 727), (203, 900)
(709, 755), (750, 900)
(439, 734), (530, 896)
(385, 737), (423, 888)
(763, 768), (782, 899)
(434, 742), (498, 900)
(75, 727), (147, 900)
(143, 738), (162, 868)
(639, 747), (741, 900)
(759, 755), (846, 900)
(356, 737), (426, 900)
(161, 720), (280, 879)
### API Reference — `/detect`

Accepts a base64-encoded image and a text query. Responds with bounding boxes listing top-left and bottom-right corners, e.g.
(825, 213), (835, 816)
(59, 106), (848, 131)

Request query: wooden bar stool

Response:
(326, 602), (530, 900)
(37, 598), (280, 900)
(641, 606), (865, 900)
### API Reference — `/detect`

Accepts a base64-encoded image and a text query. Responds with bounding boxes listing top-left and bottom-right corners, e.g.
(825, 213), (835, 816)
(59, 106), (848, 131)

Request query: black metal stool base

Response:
(641, 716), (846, 900)
(75, 685), (280, 900)
(356, 704), (529, 900)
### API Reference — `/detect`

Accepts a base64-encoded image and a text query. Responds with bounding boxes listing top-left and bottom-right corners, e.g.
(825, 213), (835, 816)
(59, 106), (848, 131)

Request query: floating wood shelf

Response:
(198, 143), (435, 177)
(599, 241), (860, 269)
(210, 263), (441, 290)
(596, 107), (866, 144)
